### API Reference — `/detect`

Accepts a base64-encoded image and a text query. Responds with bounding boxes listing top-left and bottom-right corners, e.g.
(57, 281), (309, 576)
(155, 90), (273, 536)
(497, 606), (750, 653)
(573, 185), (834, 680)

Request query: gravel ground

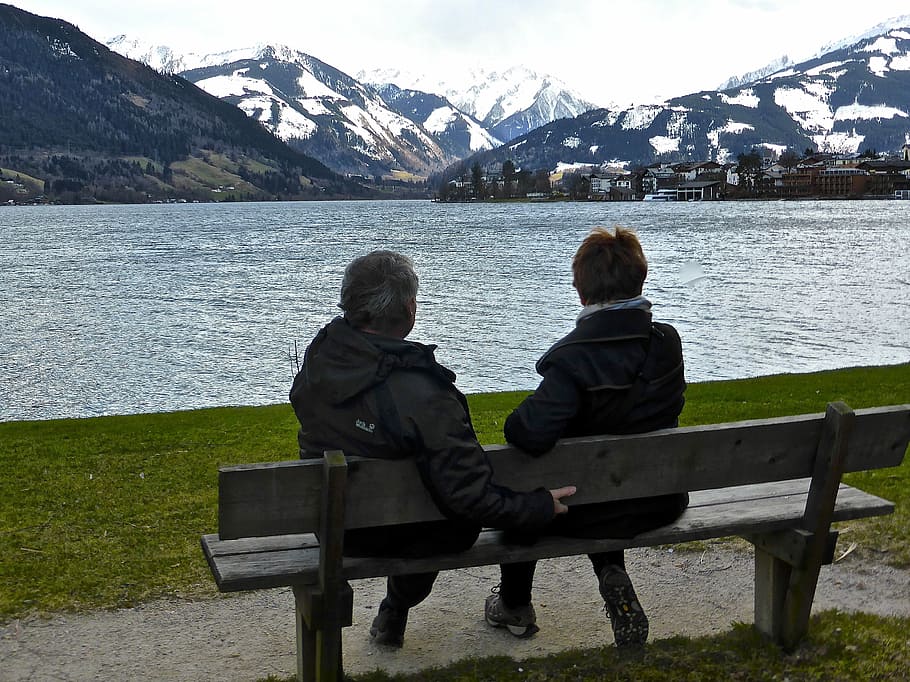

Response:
(2, 546), (908, 681)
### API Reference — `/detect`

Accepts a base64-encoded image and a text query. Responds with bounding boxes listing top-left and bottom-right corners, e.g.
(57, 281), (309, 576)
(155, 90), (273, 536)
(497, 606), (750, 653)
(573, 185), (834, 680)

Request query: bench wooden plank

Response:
(202, 481), (893, 592)
(216, 405), (909, 539)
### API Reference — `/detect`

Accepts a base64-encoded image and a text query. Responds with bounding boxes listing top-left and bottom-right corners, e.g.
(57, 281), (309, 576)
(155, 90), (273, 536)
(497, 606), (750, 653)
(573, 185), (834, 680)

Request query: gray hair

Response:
(339, 250), (418, 332)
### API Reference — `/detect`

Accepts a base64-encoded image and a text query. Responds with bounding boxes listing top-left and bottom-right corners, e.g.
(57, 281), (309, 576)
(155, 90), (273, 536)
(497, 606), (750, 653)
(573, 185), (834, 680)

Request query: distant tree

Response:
(502, 159), (516, 182)
(565, 173), (590, 199)
(736, 150), (763, 195)
(500, 159), (517, 198)
(516, 169), (533, 196)
(471, 162), (484, 198)
(779, 149), (800, 172)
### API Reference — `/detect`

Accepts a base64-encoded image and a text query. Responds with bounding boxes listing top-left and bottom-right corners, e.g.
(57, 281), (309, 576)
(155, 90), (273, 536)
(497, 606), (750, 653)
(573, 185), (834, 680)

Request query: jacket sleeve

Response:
(401, 375), (555, 530)
(504, 364), (580, 455)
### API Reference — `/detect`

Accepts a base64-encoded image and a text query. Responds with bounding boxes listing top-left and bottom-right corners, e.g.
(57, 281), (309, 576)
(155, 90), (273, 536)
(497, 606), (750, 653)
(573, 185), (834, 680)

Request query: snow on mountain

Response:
(106, 36), (272, 74)
(106, 34), (191, 73)
(372, 83), (501, 158)
(812, 14), (910, 60)
(718, 55), (795, 91)
(107, 39), (457, 177)
(460, 17), (910, 172)
(359, 65), (598, 142)
(718, 15), (910, 93)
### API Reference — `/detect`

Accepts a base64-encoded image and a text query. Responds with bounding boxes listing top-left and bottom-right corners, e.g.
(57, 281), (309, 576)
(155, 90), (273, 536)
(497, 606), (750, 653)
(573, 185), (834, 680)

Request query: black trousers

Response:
(344, 520), (480, 610)
(498, 493), (689, 608)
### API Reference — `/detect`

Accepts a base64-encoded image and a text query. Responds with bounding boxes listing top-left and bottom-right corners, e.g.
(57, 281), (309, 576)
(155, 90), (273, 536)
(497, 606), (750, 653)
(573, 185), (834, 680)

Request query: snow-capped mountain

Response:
(372, 84), (501, 158)
(108, 39), (502, 176)
(359, 66), (598, 142)
(459, 19), (910, 172)
(178, 45), (455, 177)
(107, 36), (297, 75)
(813, 14), (910, 61)
(717, 14), (910, 92)
(106, 34), (195, 74)
(0, 5), (360, 202)
(717, 55), (795, 91)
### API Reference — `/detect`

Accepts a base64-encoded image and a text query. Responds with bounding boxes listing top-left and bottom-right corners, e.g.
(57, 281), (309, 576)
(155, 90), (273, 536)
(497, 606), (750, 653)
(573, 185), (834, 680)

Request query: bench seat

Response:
(202, 478), (893, 592)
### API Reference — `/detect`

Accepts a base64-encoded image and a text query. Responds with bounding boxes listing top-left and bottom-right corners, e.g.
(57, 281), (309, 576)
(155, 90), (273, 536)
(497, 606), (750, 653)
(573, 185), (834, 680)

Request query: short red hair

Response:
(572, 226), (648, 303)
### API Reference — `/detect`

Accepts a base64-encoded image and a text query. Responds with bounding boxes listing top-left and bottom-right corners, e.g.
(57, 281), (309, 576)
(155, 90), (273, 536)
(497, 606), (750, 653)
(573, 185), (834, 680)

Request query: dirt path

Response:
(2, 546), (909, 681)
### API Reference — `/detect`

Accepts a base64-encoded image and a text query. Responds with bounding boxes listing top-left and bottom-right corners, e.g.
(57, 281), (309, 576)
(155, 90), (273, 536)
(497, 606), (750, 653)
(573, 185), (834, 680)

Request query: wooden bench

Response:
(201, 402), (909, 682)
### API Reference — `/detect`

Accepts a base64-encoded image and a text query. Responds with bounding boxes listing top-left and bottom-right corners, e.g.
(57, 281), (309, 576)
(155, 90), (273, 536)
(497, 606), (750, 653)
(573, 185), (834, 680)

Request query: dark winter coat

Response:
(505, 307), (685, 453)
(503, 306), (688, 538)
(290, 316), (555, 531)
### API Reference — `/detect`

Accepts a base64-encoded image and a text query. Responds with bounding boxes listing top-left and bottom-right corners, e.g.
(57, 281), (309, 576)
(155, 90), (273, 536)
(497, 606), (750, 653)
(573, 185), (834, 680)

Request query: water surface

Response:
(1, 199), (907, 421)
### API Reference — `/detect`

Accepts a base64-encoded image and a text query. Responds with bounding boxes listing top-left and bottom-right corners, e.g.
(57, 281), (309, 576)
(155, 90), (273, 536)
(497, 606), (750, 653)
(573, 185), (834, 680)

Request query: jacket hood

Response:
(300, 316), (452, 405)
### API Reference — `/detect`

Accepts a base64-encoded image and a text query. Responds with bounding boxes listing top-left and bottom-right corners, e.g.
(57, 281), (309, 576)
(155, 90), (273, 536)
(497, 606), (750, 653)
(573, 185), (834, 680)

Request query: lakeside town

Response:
(438, 142), (910, 202)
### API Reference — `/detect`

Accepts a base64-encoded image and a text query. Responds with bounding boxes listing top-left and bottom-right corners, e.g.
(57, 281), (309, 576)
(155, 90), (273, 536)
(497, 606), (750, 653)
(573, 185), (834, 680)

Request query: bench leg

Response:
(779, 558), (826, 649)
(754, 546), (826, 650)
(295, 587), (318, 682)
(754, 547), (789, 642)
(293, 583), (352, 682)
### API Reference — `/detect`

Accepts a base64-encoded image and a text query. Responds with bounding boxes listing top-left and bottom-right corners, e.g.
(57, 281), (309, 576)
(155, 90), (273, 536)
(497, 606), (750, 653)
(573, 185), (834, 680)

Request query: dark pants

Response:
(344, 520), (480, 610)
(498, 493), (689, 608)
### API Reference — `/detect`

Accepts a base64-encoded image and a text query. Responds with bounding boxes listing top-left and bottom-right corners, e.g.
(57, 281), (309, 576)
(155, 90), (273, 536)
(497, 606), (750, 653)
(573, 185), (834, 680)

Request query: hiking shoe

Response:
(369, 599), (407, 648)
(599, 565), (648, 648)
(484, 589), (540, 638)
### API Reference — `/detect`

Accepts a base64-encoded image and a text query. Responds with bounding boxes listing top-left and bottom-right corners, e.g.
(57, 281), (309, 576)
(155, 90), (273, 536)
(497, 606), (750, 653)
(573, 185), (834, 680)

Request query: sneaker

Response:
(599, 565), (648, 648)
(484, 588), (540, 638)
(369, 599), (407, 648)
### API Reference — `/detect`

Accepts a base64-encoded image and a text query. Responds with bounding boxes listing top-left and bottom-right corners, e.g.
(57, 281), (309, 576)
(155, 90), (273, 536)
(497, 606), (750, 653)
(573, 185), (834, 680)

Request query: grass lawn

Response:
(1, 363), (908, 679)
(341, 610), (910, 681)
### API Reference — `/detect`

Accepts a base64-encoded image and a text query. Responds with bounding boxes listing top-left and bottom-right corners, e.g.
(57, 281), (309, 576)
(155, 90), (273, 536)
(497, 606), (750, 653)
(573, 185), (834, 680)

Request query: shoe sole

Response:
(485, 614), (540, 638)
(601, 574), (648, 648)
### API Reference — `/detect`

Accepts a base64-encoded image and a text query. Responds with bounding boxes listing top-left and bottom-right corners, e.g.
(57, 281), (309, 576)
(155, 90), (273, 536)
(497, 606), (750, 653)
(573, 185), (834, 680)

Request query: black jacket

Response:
(290, 317), (555, 530)
(503, 306), (687, 538)
(505, 307), (686, 453)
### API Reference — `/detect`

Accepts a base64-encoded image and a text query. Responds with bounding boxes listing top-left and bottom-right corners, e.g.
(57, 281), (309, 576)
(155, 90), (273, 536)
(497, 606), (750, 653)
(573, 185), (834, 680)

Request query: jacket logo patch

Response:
(355, 419), (376, 434)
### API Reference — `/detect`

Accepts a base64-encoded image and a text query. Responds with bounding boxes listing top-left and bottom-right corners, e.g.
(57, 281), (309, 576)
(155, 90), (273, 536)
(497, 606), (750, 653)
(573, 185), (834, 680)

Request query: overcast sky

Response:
(10, 0), (910, 106)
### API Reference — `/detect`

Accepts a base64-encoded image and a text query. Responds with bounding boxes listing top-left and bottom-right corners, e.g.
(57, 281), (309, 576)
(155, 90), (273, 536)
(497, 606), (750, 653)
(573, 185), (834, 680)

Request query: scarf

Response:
(577, 295), (652, 322)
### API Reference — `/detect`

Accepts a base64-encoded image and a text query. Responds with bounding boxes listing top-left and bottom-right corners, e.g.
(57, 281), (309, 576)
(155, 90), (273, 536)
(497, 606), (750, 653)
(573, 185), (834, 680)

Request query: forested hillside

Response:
(0, 4), (371, 203)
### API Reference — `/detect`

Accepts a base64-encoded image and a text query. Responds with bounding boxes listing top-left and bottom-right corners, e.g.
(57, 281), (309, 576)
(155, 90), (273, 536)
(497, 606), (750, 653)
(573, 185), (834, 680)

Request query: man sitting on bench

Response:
(289, 249), (576, 648)
(485, 226), (688, 648)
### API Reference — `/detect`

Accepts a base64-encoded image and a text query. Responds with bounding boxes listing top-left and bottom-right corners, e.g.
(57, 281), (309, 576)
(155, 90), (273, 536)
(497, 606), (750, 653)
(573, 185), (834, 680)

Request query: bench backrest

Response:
(217, 404), (909, 540)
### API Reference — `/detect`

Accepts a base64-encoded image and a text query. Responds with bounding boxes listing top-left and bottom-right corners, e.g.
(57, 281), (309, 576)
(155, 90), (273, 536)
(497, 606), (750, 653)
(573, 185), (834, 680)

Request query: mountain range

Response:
(4, 3), (910, 204)
(109, 37), (597, 178)
(454, 16), (910, 175)
(358, 66), (597, 142)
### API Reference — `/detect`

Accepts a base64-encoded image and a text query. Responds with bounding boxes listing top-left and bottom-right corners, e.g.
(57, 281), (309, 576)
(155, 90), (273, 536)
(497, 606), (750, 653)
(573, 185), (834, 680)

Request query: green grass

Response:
(0, 166), (45, 193)
(342, 611), (910, 682)
(1, 364), (908, 624)
(0, 405), (300, 616)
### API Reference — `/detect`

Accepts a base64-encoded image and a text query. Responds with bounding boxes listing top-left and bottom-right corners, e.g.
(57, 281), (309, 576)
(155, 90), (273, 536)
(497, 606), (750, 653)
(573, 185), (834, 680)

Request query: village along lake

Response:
(1, 199), (908, 422)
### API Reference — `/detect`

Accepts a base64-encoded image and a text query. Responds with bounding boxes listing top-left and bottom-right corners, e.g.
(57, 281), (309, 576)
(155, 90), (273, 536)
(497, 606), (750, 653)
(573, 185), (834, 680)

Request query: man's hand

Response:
(549, 486), (577, 515)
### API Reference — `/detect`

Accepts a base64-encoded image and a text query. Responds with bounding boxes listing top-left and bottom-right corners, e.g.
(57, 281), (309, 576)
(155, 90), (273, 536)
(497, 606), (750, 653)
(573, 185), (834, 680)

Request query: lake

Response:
(1, 199), (908, 422)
